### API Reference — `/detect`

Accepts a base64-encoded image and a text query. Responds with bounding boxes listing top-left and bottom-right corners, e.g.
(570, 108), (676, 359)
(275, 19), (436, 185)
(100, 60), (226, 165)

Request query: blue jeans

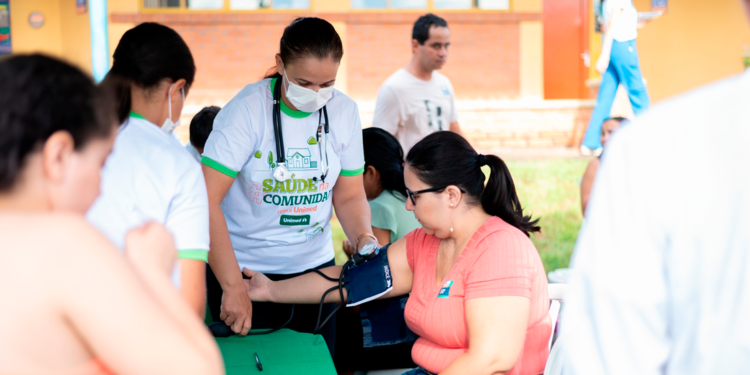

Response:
(582, 39), (650, 149)
(401, 367), (434, 375)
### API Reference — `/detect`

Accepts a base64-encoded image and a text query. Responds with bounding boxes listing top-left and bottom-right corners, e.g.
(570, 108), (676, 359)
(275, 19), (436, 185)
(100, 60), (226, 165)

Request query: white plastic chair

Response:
(544, 283), (568, 375)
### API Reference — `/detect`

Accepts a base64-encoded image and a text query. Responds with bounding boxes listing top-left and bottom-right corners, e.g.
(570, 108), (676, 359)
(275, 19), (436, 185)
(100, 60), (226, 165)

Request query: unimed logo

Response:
(279, 215), (310, 226)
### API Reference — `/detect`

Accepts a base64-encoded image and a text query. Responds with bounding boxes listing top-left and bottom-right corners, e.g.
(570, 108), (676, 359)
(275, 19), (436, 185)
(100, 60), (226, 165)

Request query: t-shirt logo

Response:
(287, 148), (317, 171)
(438, 280), (453, 299)
(248, 184), (263, 205)
(440, 85), (450, 96)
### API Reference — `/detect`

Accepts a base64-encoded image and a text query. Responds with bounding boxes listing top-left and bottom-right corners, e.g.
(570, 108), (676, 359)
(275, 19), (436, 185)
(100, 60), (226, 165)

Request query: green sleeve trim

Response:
(201, 156), (238, 178)
(270, 77), (312, 119)
(340, 166), (365, 177)
(129, 111), (146, 120)
(177, 249), (209, 262)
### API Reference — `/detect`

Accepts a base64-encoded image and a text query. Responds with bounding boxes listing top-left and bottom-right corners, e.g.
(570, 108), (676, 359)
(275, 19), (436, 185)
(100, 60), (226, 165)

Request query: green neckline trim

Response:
(129, 111), (146, 120)
(270, 77), (312, 119)
(177, 249), (209, 263)
(201, 156), (239, 178)
(340, 166), (365, 177)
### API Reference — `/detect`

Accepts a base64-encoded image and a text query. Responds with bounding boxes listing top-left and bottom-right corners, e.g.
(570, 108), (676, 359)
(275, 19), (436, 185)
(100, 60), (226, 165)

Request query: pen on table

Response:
(254, 352), (263, 371)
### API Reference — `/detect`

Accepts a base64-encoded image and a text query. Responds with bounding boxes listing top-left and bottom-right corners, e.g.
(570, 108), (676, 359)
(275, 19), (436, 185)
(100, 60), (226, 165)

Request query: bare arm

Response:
(439, 296), (530, 375)
(333, 174), (378, 255)
(60, 221), (223, 375)
(179, 259), (207, 317)
(203, 165), (253, 335)
(372, 227), (391, 245)
(244, 236), (414, 303)
(580, 158), (600, 216)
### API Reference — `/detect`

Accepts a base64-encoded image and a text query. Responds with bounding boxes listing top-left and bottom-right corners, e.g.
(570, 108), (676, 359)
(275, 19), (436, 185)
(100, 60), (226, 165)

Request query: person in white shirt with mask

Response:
(372, 13), (464, 155)
(562, 1), (750, 373)
(87, 22), (210, 316)
(201, 17), (377, 355)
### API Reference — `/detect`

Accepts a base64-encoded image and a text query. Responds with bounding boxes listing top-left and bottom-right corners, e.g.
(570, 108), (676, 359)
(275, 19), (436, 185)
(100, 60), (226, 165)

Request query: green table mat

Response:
(216, 329), (335, 375)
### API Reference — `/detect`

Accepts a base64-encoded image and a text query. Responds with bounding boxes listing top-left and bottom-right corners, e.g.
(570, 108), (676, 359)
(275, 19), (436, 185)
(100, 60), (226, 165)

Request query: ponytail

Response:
(406, 132), (540, 237)
(100, 73), (131, 124)
(480, 154), (540, 236)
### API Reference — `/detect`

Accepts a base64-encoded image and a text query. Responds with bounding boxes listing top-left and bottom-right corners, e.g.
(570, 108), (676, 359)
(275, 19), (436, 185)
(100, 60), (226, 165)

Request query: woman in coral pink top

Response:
(244, 132), (551, 374)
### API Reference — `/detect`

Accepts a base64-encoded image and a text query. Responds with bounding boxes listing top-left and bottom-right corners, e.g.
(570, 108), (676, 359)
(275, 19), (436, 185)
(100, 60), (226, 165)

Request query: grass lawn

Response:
(505, 158), (588, 273)
(330, 158), (589, 273)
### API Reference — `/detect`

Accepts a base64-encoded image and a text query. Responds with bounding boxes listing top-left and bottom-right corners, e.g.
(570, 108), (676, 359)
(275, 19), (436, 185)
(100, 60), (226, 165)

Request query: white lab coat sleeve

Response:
(562, 124), (672, 375)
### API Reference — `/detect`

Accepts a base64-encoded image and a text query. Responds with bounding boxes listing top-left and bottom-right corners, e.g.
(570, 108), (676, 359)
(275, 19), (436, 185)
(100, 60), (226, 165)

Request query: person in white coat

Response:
(562, 1), (750, 373)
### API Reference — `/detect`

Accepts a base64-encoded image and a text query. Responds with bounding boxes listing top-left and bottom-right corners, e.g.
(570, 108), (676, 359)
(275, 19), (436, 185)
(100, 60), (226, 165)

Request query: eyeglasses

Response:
(405, 186), (464, 206)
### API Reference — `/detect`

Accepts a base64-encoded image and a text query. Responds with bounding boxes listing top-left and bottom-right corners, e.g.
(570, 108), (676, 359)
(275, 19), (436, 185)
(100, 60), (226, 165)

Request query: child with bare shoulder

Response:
(0, 54), (223, 375)
(580, 117), (628, 216)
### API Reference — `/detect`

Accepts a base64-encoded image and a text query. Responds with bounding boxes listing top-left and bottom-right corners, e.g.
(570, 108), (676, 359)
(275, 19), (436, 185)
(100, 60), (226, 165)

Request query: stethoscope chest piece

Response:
(273, 163), (291, 182)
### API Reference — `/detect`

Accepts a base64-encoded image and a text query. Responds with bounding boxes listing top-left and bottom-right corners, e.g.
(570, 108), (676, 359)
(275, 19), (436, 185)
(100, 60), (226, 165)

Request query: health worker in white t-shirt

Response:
(201, 18), (378, 351)
(87, 23), (210, 316)
(373, 13), (464, 155)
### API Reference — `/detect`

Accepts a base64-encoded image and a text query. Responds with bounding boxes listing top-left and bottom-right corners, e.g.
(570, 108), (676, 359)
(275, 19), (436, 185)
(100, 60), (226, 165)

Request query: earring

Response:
(450, 207), (454, 232)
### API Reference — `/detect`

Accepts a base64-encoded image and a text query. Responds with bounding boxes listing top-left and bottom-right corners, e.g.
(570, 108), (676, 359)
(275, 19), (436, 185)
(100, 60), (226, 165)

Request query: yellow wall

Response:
(593, 0), (750, 103)
(109, 0), (138, 13)
(520, 21), (544, 99)
(9, 0), (93, 73)
(10, 0), (63, 56)
(59, 0), (92, 72)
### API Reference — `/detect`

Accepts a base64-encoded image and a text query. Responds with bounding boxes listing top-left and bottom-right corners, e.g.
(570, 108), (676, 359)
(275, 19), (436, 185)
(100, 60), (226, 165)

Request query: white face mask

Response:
(283, 69), (333, 112)
(161, 83), (185, 134)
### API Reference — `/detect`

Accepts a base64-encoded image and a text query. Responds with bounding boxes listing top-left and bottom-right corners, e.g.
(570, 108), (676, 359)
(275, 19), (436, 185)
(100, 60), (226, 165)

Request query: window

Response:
(351, 0), (386, 8)
(143, 0), (309, 10)
(433, 0), (471, 9)
(189, 0), (224, 9)
(475, 0), (508, 10)
(351, 0), (509, 10)
(351, 0), (427, 9)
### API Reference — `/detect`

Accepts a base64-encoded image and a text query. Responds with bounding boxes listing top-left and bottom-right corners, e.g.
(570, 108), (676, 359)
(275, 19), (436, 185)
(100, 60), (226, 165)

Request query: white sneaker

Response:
(580, 145), (603, 157)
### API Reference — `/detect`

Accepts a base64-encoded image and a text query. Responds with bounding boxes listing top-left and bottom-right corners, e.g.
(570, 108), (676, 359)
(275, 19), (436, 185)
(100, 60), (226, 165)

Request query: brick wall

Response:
(113, 12), (591, 151)
(111, 12), (537, 103)
(171, 23), (282, 96)
(346, 21), (520, 101)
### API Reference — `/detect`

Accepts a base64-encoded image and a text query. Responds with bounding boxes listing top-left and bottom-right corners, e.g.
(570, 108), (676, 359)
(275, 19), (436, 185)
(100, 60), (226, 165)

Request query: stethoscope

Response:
(272, 76), (329, 183)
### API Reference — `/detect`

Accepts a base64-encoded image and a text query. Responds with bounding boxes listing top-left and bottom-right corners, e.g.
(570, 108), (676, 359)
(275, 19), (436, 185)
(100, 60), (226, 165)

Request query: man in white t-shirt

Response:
(372, 13), (463, 155)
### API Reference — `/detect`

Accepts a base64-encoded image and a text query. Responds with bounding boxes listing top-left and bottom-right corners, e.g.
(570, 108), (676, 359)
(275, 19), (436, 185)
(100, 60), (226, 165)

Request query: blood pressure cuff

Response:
(344, 244), (393, 307)
(360, 295), (417, 347)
